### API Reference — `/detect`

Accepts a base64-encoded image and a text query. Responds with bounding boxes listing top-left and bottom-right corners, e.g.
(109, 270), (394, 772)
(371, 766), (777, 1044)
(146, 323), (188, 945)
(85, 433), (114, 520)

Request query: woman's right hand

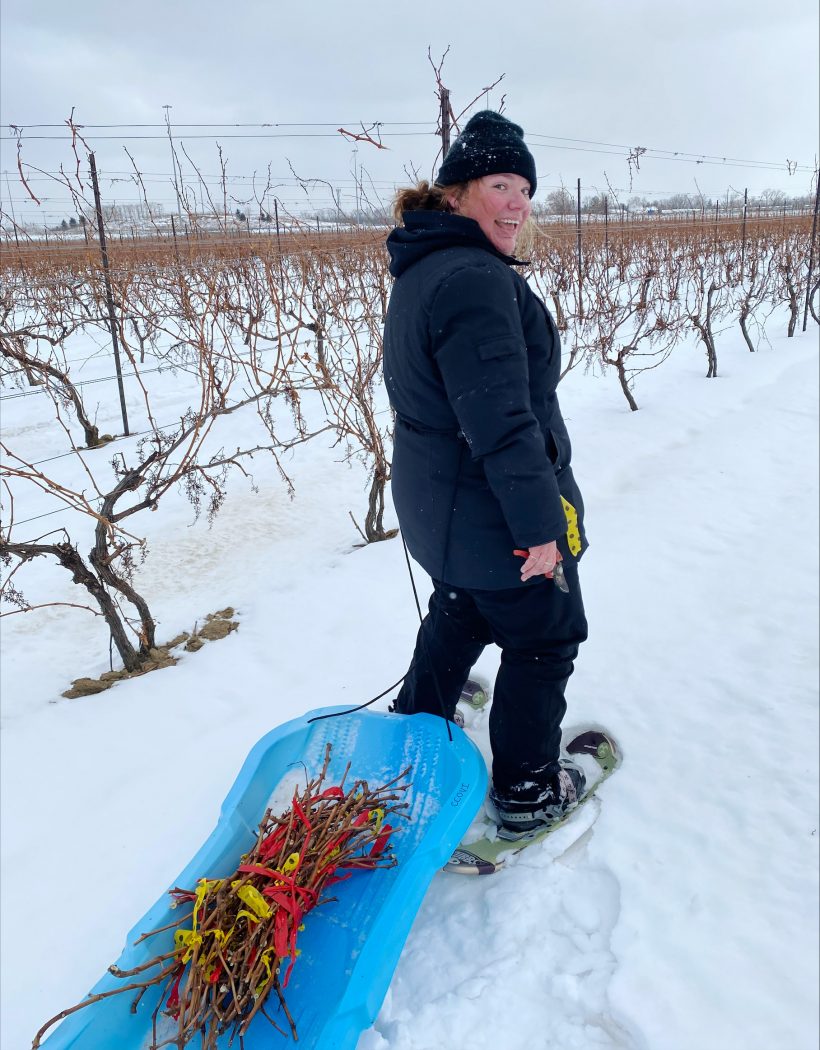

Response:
(518, 541), (560, 582)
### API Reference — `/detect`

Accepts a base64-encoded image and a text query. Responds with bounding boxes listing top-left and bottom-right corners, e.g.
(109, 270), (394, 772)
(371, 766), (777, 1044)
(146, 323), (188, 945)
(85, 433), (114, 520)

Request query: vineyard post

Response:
(440, 87), (451, 155)
(4, 170), (21, 251)
(89, 151), (130, 436)
(741, 188), (748, 276)
(354, 146), (361, 218)
(803, 171), (820, 332)
(170, 213), (187, 289)
(163, 104), (183, 220)
(576, 178), (583, 320)
(604, 194), (609, 254)
(274, 199), (285, 297)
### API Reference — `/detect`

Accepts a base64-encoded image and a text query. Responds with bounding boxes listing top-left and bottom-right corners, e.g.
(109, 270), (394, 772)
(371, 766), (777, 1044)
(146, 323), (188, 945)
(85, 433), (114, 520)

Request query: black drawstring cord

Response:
(400, 534), (454, 743)
(400, 531), (424, 621)
(307, 533), (455, 742)
(306, 675), (406, 724)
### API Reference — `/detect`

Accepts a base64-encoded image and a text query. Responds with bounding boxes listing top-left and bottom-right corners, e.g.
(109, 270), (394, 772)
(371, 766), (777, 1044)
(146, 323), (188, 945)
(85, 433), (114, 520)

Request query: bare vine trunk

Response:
(363, 468), (389, 542)
(739, 303), (756, 353)
(92, 471), (157, 656)
(550, 292), (567, 331)
(809, 280), (820, 326)
(786, 280), (799, 337)
(610, 349), (640, 412)
(0, 335), (101, 446)
(692, 283), (719, 378)
(1, 540), (143, 670)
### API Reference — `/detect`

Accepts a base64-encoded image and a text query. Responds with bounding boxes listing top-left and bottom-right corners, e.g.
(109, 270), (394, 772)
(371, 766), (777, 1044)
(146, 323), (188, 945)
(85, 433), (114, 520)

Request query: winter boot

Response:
(488, 760), (586, 835)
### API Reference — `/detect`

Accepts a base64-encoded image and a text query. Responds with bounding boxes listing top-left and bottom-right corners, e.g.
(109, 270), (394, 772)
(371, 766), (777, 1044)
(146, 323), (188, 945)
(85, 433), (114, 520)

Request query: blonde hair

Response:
(513, 216), (537, 257)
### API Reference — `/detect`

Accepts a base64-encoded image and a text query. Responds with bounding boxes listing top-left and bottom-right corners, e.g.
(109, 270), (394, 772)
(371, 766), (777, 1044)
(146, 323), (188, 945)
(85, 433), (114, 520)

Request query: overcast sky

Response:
(1, 0), (818, 224)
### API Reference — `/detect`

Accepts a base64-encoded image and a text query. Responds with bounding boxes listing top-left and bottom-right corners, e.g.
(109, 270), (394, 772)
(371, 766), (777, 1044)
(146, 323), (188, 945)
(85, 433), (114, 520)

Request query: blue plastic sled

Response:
(41, 705), (487, 1049)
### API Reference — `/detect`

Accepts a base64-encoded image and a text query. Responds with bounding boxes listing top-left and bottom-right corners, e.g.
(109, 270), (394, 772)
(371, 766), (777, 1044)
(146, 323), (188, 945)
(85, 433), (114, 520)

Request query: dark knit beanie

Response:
(436, 110), (537, 197)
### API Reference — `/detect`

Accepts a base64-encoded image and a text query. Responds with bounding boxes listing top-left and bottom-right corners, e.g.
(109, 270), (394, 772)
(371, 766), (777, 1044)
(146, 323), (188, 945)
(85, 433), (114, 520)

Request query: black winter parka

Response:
(383, 210), (587, 590)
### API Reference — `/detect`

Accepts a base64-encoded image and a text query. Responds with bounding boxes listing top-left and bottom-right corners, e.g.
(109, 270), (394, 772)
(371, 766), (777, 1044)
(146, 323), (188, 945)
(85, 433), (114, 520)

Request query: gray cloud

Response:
(2, 0), (817, 224)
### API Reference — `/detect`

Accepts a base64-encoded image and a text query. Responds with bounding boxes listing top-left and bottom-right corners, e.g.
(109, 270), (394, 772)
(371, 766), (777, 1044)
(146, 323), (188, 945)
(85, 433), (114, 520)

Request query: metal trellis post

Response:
(89, 152), (129, 436)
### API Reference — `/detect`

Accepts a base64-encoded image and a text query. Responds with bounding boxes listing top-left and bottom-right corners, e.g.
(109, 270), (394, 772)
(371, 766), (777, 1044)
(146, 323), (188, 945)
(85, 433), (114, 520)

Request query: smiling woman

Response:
(453, 172), (532, 253)
(383, 110), (592, 837)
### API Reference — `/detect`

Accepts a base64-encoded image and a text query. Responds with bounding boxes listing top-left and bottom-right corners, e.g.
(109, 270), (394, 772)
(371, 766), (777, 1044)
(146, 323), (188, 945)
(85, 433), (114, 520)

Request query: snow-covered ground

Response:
(2, 315), (818, 1050)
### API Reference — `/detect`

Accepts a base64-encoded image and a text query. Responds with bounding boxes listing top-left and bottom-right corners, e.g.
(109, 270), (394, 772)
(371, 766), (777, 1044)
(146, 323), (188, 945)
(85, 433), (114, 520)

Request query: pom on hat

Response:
(436, 110), (537, 197)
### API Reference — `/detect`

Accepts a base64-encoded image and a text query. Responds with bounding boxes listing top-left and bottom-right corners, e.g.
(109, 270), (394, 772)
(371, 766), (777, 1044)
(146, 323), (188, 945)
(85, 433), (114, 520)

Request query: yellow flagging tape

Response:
(282, 852), (300, 874)
(174, 928), (203, 963)
(232, 882), (272, 920)
(254, 948), (276, 998)
(192, 879), (223, 931)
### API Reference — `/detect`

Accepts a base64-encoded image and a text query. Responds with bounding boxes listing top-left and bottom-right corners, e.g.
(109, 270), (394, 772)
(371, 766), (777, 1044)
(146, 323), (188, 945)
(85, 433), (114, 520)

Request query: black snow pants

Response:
(395, 562), (588, 796)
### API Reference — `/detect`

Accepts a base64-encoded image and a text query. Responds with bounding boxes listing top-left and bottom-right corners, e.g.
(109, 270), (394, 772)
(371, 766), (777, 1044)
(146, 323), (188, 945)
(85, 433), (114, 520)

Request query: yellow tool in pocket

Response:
(561, 496), (581, 556)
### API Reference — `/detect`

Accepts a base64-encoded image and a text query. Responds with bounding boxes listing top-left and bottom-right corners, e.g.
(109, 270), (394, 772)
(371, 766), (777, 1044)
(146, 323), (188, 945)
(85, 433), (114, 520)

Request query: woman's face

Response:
(453, 173), (532, 253)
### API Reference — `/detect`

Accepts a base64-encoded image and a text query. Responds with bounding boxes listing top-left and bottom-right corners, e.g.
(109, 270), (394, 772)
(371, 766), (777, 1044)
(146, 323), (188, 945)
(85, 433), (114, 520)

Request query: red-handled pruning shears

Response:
(513, 549), (570, 593)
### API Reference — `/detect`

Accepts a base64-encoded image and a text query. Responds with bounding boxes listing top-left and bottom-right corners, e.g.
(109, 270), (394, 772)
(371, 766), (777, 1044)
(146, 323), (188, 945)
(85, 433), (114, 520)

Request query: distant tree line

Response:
(534, 186), (815, 217)
(43, 186), (815, 235)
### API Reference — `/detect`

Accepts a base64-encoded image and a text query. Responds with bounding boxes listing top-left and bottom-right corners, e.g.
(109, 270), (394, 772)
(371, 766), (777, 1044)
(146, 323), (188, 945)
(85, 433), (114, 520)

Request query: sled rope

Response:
(309, 533), (455, 742)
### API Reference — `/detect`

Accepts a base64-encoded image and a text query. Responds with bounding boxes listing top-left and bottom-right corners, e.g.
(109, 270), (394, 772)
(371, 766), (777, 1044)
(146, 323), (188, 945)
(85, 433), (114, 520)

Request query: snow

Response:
(1, 315), (818, 1050)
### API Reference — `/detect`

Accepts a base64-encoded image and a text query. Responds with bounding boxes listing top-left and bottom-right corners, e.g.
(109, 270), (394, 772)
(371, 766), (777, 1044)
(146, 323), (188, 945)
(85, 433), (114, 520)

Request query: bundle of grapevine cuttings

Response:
(33, 745), (410, 1049)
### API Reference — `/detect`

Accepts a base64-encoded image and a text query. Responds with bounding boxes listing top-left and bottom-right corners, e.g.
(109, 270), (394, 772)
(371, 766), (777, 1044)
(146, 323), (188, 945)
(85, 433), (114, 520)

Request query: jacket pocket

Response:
(547, 427), (569, 471)
(476, 336), (524, 361)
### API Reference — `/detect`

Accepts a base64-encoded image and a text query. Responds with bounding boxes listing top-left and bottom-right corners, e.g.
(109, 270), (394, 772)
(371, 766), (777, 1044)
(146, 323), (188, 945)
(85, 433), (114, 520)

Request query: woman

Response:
(383, 111), (589, 834)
